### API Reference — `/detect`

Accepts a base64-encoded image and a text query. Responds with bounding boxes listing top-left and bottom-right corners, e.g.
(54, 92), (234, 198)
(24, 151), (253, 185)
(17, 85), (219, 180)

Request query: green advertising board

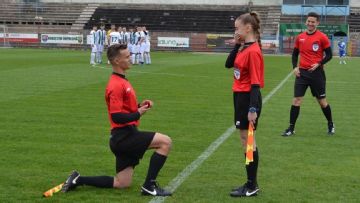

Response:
(280, 24), (348, 37)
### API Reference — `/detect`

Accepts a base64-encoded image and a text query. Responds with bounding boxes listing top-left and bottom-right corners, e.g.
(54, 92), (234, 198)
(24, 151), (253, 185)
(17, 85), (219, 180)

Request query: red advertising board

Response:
(0, 33), (39, 43)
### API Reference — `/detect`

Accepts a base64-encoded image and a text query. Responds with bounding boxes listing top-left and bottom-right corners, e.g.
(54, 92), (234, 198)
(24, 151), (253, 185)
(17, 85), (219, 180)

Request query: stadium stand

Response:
(71, 3), (99, 31)
(85, 4), (280, 35)
(349, 7), (360, 32)
(0, 1), (281, 52)
(81, 4), (281, 52)
(0, 2), (88, 33)
(251, 5), (281, 40)
(85, 4), (248, 33)
(2, 1), (359, 55)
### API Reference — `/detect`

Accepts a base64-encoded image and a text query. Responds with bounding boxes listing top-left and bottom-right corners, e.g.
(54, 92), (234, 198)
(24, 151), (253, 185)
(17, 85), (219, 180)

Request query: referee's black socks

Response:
(289, 105), (300, 130)
(77, 176), (114, 188)
(143, 152), (167, 188)
(321, 104), (333, 124)
(244, 148), (259, 189)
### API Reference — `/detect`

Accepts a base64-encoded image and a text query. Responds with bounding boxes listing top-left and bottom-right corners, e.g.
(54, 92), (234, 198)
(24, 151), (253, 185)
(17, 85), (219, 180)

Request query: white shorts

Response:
(97, 45), (104, 52)
(145, 42), (150, 52)
(109, 43), (119, 47)
(133, 44), (140, 54)
(128, 44), (133, 53)
(139, 42), (146, 54)
(91, 44), (97, 53)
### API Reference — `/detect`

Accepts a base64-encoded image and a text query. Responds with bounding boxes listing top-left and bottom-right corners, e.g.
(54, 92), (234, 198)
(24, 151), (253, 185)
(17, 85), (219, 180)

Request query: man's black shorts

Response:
(233, 92), (262, 130)
(109, 125), (155, 173)
(294, 68), (326, 99)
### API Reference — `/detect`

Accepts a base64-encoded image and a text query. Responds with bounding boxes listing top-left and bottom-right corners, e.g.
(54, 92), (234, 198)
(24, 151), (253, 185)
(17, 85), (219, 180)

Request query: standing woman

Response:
(225, 12), (264, 197)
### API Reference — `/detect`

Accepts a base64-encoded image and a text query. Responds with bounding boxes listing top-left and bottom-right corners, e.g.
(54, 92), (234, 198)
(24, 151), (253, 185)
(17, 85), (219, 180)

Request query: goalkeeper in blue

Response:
(338, 39), (346, 65)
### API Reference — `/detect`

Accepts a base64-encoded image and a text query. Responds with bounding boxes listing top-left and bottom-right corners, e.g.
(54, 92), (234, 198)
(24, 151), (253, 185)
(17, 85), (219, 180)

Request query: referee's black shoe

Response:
(141, 180), (172, 196)
(62, 170), (80, 192)
(230, 182), (259, 197)
(282, 128), (295, 137)
(328, 122), (335, 135)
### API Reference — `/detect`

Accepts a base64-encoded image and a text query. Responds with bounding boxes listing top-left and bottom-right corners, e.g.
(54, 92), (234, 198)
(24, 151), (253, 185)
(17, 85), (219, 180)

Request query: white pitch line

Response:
(92, 64), (108, 69)
(149, 70), (294, 203)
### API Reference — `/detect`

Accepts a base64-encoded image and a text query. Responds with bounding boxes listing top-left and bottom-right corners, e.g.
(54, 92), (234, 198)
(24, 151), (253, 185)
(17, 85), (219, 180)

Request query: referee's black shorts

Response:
(233, 92), (262, 130)
(109, 125), (155, 173)
(294, 68), (327, 99)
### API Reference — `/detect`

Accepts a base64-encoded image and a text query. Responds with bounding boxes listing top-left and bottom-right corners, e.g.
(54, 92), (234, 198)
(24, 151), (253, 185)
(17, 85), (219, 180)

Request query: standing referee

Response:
(225, 12), (264, 197)
(61, 44), (172, 196)
(282, 12), (334, 136)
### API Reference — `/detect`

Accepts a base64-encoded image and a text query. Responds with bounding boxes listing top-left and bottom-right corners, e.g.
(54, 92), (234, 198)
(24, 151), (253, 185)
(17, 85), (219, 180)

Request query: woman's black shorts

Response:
(233, 92), (262, 130)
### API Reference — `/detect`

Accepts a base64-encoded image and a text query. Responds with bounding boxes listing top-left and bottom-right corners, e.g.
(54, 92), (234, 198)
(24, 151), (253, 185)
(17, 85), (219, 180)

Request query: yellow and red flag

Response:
(245, 124), (254, 165)
(43, 183), (64, 198)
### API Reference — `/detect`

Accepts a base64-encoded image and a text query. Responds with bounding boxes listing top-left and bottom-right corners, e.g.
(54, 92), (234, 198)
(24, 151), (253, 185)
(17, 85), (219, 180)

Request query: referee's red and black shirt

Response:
(294, 30), (330, 69)
(105, 73), (139, 129)
(233, 42), (264, 92)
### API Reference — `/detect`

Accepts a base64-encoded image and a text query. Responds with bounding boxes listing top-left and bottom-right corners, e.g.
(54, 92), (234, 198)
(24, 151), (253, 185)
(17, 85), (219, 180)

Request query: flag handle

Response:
(43, 183), (64, 198)
(245, 123), (254, 165)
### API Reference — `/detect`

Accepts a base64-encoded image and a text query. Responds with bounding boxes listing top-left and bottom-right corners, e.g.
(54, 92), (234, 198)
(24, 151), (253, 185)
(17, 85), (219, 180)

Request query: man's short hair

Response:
(107, 44), (128, 63)
(307, 12), (320, 21)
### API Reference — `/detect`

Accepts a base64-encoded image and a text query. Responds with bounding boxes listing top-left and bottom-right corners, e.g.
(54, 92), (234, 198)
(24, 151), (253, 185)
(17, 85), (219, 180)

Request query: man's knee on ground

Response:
(113, 177), (132, 189)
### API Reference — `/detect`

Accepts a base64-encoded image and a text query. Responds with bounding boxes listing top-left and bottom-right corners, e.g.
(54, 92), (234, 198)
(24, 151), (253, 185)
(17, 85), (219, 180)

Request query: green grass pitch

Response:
(0, 48), (359, 202)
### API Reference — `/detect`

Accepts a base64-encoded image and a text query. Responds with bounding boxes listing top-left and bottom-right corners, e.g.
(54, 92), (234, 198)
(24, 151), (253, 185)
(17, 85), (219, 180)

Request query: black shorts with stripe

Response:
(233, 92), (262, 130)
(294, 68), (326, 99)
(109, 125), (155, 173)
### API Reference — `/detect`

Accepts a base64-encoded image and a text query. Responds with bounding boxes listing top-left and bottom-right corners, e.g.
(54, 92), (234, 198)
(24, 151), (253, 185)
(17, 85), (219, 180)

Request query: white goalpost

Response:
(0, 25), (11, 48)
